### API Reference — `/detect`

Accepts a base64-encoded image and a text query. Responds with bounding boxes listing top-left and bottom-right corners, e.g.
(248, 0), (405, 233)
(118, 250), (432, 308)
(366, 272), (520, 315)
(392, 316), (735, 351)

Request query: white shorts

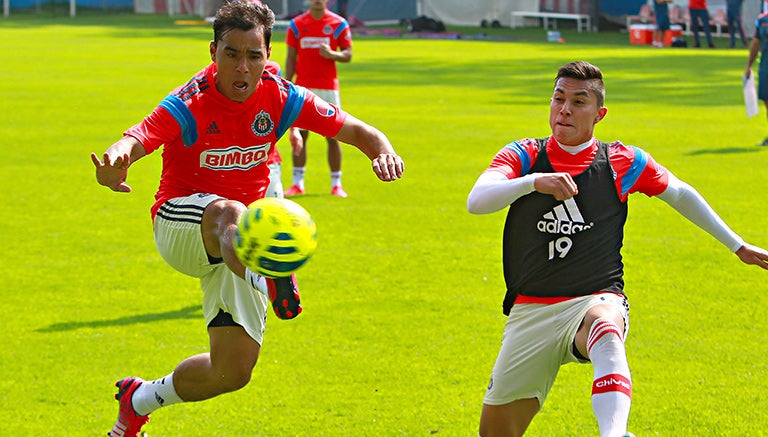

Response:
(484, 293), (630, 407)
(309, 88), (341, 107)
(153, 194), (269, 344)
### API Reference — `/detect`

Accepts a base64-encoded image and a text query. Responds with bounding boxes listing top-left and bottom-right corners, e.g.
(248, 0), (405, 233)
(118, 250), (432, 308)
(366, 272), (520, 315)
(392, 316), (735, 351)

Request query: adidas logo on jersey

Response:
(206, 121), (220, 135)
(537, 198), (593, 235)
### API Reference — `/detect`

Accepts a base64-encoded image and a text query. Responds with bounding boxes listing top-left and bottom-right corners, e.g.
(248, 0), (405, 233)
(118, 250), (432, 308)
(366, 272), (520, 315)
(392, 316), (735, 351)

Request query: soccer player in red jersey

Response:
(284, 0), (353, 197)
(91, 2), (403, 436)
(467, 61), (768, 437)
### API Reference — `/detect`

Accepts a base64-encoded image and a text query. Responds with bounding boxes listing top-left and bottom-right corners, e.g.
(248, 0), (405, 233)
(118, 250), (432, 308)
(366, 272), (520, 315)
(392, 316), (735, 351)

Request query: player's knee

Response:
(203, 199), (247, 227)
(202, 201), (244, 237)
(229, 370), (252, 392)
(217, 367), (253, 393)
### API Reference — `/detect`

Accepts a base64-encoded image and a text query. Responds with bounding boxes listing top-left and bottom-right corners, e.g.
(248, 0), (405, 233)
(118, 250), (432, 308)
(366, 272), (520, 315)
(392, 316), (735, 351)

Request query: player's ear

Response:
(267, 45), (272, 59)
(594, 106), (608, 123)
(209, 41), (217, 62)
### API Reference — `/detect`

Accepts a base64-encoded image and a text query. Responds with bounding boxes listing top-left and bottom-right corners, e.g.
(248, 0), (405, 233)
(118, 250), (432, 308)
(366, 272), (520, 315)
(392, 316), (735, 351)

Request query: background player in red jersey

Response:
(90, 2), (403, 436)
(263, 58), (288, 198)
(263, 53), (308, 198)
(284, 0), (353, 198)
(467, 61), (768, 437)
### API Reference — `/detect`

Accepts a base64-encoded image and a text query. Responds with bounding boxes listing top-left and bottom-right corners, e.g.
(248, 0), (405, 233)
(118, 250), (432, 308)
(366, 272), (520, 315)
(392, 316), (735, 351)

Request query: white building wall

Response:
(421, 0), (539, 27)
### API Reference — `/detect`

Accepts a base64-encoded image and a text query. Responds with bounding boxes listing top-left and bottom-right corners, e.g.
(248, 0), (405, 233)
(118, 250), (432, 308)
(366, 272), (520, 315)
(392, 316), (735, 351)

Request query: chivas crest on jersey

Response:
(251, 110), (274, 137)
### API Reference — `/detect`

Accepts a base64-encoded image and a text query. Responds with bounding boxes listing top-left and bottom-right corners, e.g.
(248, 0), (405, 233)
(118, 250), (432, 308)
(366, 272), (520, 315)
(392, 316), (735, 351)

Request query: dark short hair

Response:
(555, 61), (605, 107)
(213, 1), (275, 48)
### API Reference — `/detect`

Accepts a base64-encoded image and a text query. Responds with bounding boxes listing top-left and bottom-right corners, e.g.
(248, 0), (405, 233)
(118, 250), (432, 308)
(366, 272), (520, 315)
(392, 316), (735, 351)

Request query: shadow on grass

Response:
(685, 146), (767, 155)
(36, 304), (201, 332)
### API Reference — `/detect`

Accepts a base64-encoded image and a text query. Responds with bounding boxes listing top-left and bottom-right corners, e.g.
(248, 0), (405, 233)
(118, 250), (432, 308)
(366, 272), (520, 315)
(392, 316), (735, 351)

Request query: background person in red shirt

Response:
(689, 0), (715, 48)
(284, 0), (353, 197)
(264, 59), (286, 197)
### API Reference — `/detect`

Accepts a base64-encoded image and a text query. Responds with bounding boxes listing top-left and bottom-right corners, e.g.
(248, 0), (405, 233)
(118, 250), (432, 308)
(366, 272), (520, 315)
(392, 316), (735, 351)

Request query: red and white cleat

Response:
(284, 185), (305, 197)
(330, 185), (348, 198)
(108, 377), (149, 437)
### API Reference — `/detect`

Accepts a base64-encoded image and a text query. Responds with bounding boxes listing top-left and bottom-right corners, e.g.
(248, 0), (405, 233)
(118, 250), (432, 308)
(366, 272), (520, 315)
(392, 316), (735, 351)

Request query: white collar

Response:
(556, 138), (594, 155)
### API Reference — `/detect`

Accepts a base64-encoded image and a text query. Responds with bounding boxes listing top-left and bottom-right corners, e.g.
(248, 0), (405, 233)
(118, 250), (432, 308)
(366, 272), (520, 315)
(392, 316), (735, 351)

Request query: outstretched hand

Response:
(371, 153), (404, 182)
(735, 243), (768, 270)
(90, 152), (132, 193)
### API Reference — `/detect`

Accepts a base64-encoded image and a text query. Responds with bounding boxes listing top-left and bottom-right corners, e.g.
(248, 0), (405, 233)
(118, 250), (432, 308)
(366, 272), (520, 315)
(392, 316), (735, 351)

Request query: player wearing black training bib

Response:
(467, 61), (768, 437)
(502, 139), (625, 315)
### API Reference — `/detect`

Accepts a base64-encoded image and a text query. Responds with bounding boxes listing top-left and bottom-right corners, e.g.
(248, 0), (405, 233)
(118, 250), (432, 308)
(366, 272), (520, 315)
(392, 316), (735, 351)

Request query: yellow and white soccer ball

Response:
(234, 197), (317, 278)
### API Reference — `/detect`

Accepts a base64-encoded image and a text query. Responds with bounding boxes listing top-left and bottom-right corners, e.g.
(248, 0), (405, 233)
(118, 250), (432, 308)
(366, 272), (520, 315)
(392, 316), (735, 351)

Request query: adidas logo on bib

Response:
(537, 198), (593, 235)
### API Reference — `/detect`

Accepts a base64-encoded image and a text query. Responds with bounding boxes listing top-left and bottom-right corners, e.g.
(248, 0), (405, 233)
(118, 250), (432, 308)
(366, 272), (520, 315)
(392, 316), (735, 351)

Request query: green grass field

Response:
(2, 14), (768, 436)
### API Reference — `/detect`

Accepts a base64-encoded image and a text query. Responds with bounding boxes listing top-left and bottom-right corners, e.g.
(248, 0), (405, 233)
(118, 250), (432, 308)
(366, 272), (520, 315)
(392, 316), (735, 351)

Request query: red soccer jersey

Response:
(286, 9), (352, 90)
(125, 63), (347, 219)
(485, 136), (669, 201)
(688, 0), (707, 10)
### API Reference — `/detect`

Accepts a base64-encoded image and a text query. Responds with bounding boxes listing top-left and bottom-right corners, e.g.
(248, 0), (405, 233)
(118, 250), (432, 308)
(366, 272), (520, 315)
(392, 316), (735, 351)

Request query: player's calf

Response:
(587, 318), (632, 437)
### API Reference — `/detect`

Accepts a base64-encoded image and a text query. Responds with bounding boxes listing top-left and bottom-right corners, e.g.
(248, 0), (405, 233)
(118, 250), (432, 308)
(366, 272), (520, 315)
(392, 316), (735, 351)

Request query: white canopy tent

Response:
(422, 0), (539, 27)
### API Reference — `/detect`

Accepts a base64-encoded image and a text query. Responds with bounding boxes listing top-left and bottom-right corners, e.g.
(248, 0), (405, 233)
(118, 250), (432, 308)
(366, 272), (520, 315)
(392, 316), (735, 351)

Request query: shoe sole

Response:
(267, 276), (302, 319)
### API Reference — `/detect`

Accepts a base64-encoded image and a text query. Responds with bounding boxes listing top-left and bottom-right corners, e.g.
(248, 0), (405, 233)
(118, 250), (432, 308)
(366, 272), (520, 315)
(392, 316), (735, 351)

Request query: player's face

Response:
(308, 0), (327, 12)
(549, 77), (607, 146)
(210, 26), (271, 103)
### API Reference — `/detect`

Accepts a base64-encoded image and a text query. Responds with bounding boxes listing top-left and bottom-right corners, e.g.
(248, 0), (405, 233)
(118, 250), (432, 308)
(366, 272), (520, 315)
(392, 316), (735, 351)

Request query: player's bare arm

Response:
(283, 46), (297, 81)
(289, 127), (304, 156)
(91, 136), (147, 193)
(333, 115), (404, 182)
(533, 172), (578, 200)
(319, 44), (352, 63)
(746, 38), (760, 78)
